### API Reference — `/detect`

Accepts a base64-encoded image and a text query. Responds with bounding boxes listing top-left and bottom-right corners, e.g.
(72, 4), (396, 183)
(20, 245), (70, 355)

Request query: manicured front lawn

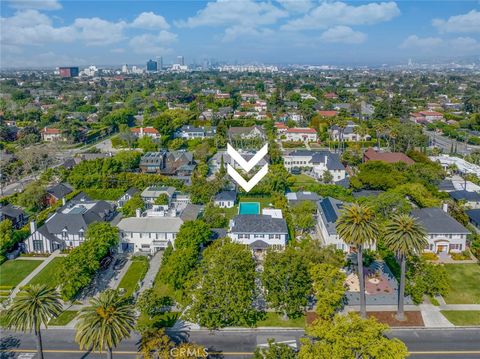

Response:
(291, 174), (318, 187)
(441, 311), (480, 326)
(48, 310), (78, 326)
(136, 311), (180, 330)
(118, 257), (149, 297)
(0, 259), (43, 287)
(443, 264), (480, 304)
(257, 313), (305, 328)
(28, 257), (65, 287)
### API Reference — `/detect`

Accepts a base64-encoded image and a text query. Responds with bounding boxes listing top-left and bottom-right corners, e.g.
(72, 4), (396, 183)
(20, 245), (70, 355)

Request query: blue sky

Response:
(1, 0), (479, 67)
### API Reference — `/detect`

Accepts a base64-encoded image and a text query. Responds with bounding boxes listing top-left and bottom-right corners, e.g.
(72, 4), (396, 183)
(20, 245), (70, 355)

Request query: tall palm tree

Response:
(6, 285), (62, 359)
(336, 203), (379, 318)
(76, 289), (135, 359)
(383, 214), (428, 320)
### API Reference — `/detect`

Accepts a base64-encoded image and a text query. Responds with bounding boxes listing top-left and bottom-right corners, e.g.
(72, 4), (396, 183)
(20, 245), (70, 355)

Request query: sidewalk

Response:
(138, 251), (163, 294)
(9, 250), (62, 299)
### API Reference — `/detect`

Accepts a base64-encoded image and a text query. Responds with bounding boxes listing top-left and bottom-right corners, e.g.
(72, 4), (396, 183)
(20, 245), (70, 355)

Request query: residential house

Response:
(363, 148), (415, 165)
(25, 198), (115, 253)
(412, 206), (469, 254)
(175, 125), (216, 139)
(229, 214), (288, 253)
(41, 127), (65, 142)
(139, 151), (195, 176)
(410, 111), (444, 123)
(141, 186), (176, 210)
(227, 126), (266, 141)
(45, 183), (73, 206)
(117, 188), (140, 208)
(214, 191), (236, 208)
(317, 110), (338, 118)
(131, 127), (160, 139)
(465, 209), (480, 229)
(449, 190), (480, 209)
(0, 204), (27, 229)
(286, 191), (321, 206)
(329, 121), (370, 142)
(283, 150), (347, 183)
(283, 128), (318, 142)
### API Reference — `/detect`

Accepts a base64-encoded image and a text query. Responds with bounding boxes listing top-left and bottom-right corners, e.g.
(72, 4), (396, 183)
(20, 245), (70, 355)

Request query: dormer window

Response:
(79, 228), (84, 240)
(62, 227), (68, 239)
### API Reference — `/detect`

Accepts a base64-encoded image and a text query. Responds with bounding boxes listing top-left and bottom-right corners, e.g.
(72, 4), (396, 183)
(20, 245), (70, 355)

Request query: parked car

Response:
(100, 256), (113, 269)
(113, 257), (127, 270)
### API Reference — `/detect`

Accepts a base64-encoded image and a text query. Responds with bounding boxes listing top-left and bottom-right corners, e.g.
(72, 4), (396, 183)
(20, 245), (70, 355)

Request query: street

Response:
(1, 328), (479, 358)
(424, 129), (480, 155)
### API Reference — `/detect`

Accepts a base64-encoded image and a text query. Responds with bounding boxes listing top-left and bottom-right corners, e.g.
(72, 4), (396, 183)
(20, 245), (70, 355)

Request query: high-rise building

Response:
(122, 64), (129, 73)
(146, 59), (157, 72)
(58, 67), (79, 78)
(157, 56), (163, 70)
(177, 55), (184, 66)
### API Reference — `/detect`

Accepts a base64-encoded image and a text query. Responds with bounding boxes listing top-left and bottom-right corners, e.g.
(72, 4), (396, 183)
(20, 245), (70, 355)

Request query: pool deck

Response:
(238, 202), (261, 215)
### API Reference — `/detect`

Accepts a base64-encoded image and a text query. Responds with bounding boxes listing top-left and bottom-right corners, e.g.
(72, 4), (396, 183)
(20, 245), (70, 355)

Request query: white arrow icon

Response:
(227, 143), (269, 192)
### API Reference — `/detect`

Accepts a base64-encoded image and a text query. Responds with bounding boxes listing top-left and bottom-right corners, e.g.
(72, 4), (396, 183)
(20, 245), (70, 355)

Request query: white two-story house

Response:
(229, 214), (288, 254)
(283, 150), (347, 183)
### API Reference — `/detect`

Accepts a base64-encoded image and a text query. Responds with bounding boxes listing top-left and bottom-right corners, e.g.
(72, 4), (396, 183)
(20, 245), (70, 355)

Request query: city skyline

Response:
(1, 0), (479, 68)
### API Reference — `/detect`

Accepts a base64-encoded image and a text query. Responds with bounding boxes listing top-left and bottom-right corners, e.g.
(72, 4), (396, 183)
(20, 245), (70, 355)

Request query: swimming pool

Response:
(238, 202), (260, 215)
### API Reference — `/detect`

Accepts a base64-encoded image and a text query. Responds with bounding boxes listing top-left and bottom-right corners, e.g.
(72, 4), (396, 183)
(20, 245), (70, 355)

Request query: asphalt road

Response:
(1, 328), (479, 358)
(425, 129), (480, 155)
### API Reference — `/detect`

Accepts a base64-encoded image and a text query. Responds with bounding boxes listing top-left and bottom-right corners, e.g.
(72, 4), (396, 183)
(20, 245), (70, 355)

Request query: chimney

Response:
(62, 197), (66, 206)
(135, 208), (141, 218)
(442, 203), (448, 213)
(324, 155), (328, 165)
(30, 221), (37, 234)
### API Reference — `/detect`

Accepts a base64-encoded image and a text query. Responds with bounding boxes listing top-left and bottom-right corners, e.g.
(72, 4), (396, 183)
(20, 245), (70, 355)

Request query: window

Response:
(32, 240), (43, 252)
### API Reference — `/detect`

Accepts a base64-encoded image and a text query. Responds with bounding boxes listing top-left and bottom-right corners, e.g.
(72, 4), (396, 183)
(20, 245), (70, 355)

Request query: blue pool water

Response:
(239, 202), (260, 215)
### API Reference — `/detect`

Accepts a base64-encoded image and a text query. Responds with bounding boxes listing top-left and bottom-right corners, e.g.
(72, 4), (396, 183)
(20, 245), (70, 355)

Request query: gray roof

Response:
(286, 191), (321, 203)
(285, 150), (345, 171)
(214, 191), (237, 202)
(230, 214), (288, 234)
(180, 204), (203, 222)
(411, 208), (469, 234)
(47, 183), (72, 199)
(438, 180), (456, 192)
(125, 187), (140, 196)
(141, 186), (176, 199)
(466, 209), (480, 226)
(317, 197), (346, 235)
(449, 190), (480, 202)
(44, 200), (114, 235)
(0, 203), (25, 219)
(117, 217), (183, 233)
(250, 240), (270, 249)
(352, 190), (384, 198)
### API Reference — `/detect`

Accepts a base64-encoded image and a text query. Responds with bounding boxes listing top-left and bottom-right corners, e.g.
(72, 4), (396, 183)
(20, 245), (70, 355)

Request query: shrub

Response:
(422, 252), (439, 261)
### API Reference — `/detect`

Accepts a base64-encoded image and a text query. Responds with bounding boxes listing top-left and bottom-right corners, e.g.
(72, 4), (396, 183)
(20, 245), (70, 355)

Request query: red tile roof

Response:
(41, 127), (62, 134)
(317, 110), (338, 117)
(363, 148), (415, 165)
(131, 127), (159, 134)
(287, 128), (317, 134)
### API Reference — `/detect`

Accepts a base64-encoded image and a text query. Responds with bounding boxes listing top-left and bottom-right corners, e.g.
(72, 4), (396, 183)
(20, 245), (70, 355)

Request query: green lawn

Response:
(0, 259), (43, 287)
(28, 257), (65, 287)
(291, 174), (318, 186)
(441, 311), (480, 326)
(257, 313), (305, 328)
(443, 264), (480, 304)
(48, 310), (78, 326)
(223, 195), (274, 221)
(118, 257), (149, 297)
(136, 311), (180, 330)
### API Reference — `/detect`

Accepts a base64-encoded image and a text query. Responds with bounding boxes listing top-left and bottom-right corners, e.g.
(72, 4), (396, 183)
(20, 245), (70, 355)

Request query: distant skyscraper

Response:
(157, 56), (163, 70)
(177, 55), (184, 66)
(58, 67), (79, 78)
(121, 64), (129, 73)
(146, 59), (157, 72)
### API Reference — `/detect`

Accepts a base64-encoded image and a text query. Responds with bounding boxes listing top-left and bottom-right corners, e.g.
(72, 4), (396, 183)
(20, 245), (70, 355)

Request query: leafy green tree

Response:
(253, 339), (297, 359)
(154, 193), (169, 206)
(6, 285), (62, 359)
(76, 289), (135, 359)
(15, 182), (46, 211)
(336, 203), (379, 318)
(383, 214), (427, 320)
(202, 202), (228, 228)
(121, 194), (145, 217)
(262, 248), (312, 319)
(174, 220), (211, 250)
(309, 264), (346, 320)
(186, 239), (258, 329)
(0, 219), (13, 255)
(138, 328), (173, 359)
(291, 201), (316, 234)
(296, 239), (345, 268)
(157, 245), (198, 291)
(299, 313), (408, 359)
(322, 170), (333, 184)
(137, 136), (158, 152)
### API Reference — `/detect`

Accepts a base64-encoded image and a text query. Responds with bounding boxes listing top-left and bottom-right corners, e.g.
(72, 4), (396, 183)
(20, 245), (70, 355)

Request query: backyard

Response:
(443, 264), (480, 304)
(0, 259), (43, 287)
(28, 257), (65, 287)
(118, 256), (149, 297)
(224, 195), (274, 220)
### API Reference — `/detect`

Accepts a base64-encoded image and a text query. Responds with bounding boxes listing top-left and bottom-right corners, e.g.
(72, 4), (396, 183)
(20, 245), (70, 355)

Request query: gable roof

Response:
(117, 217), (183, 233)
(0, 203), (25, 219)
(411, 208), (469, 234)
(449, 190), (480, 202)
(47, 183), (73, 199)
(231, 214), (288, 234)
(466, 209), (480, 226)
(364, 148), (415, 165)
(317, 197), (346, 236)
(214, 190), (237, 202)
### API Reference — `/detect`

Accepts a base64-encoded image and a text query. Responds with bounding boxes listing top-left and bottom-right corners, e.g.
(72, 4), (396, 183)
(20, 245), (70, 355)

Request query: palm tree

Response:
(138, 328), (174, 359)
(336, 203), (379, 318)
(75, 289), (135, 359)
(383, 214), (428, 320)
(6, 285), (62, 359)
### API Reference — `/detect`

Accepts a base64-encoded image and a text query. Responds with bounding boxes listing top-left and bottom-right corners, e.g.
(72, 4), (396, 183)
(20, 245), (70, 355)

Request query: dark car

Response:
(113, 257), (127, 270)
(100, 256), (113, 269)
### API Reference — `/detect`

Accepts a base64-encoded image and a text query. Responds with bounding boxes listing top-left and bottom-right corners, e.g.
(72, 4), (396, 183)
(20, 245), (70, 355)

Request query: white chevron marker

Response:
(228, 163), (269, 193)
(227, 143), (268, 172)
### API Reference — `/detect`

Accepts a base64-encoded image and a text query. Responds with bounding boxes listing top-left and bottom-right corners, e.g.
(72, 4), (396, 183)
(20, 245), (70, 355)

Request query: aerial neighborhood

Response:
(1, 61), (479, 358)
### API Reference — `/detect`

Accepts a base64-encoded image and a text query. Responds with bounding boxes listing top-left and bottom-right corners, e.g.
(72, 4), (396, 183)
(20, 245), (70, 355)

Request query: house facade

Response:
(175, 125), (216, 139)
(41, 127), (65, 142)
(284, 128), (318, 142)
(131, 127), (160, 139)
(283, 150), (347, 183)
(0, 204), (27, 229)
(412, 207), (469, 253)
(214, 191), (236, 208)
(329, 121), (370, 142)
